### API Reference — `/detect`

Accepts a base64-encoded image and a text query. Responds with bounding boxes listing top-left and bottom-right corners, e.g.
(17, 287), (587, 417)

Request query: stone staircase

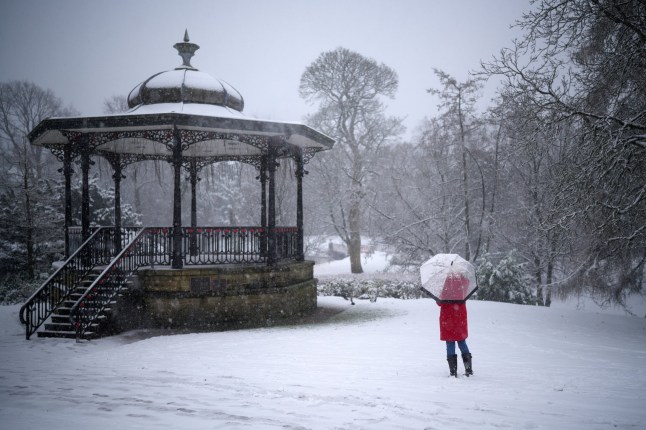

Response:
(37, 270), (127, 340)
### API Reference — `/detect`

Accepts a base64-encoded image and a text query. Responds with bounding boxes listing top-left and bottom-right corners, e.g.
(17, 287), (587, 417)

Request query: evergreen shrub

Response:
(475, 251), (537, 305)
(317, 277), (423, 301)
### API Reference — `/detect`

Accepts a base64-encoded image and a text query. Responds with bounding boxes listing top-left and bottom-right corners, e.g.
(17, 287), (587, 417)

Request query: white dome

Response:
(127, 32), (244, 112)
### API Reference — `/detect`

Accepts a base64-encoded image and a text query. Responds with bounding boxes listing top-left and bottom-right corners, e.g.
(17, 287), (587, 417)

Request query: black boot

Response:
(447, 354), (458, 377)
(462, 353), (473, 376)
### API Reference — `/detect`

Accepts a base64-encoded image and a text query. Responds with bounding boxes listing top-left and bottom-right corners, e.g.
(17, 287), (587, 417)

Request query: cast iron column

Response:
(112, 155), (123, 252)
(189, 160), (198, 256)
(295, 149), (305, 261)
(259, 156), (267, 258)
(63, 147), (73, 257)
(267, 139), (278, 266)
(171, 127), (184, 269)
(80, 135), (91, 242)
(190, 162), (198, 229)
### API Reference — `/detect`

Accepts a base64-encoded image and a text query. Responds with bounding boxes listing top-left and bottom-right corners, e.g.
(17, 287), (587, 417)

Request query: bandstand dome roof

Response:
(28, 31), (334, 161)
(127, 31), (244, 112)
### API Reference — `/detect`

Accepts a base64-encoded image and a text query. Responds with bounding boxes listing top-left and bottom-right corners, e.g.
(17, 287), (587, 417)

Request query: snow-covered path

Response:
(1, 297), (645, 429)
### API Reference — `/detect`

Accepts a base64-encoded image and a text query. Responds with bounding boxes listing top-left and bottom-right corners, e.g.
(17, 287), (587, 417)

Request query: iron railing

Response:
(18, 227), (140, 340)
(68, 226), (300, 264)
(69, 228), (152, 340)
(183, 227), (266, 264)
(68, 226), (300, 339)
(22, 225), (300, 339)
(68, 226), (141, 256)
(274, 227), (299, 260)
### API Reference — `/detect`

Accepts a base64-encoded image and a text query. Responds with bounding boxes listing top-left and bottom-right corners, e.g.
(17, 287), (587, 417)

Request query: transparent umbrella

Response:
(419, 254), (478, 303)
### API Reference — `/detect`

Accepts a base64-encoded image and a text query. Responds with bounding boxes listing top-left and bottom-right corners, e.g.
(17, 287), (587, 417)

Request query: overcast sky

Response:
(1, 0), (530, 139)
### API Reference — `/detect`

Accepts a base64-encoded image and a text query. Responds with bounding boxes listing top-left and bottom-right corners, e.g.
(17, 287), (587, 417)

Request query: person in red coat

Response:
(438, 272), (473, 377)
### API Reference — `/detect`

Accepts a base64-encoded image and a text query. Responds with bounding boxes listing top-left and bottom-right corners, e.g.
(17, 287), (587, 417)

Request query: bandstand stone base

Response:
(112, 260), (317, 332)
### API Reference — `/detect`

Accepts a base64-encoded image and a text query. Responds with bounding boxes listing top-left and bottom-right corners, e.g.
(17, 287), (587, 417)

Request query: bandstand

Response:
(19, 31), (334, 340)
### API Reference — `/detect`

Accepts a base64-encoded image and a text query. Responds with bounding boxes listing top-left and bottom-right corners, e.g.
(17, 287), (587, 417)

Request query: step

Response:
(55, 294), (119, 310)
(37, 330), (77, 339)
(44, 322), (73, 332)
(38, 330), (97, 340)
(51, 313), (107, 323)
(51, 315), (72, 324)
(63, 298), (108, 306)
(55, 307), (72, 315)
(45, 318), (104, 331)
(81, 281), (98, 287)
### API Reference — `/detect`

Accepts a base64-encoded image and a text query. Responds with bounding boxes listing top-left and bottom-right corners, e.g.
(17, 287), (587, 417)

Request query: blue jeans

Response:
(446, 340), (470, 357)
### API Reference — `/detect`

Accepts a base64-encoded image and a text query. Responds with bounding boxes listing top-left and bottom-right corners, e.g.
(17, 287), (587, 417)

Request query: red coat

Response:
(437, 302), (468, 341)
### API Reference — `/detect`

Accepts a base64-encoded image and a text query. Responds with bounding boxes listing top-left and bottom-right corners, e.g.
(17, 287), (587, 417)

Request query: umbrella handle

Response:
(419, 287), (440, 301)
(464, 286), (478, 301)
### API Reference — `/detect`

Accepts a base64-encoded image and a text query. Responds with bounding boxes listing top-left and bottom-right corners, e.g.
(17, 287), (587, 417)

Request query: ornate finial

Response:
(173, 29), (200, 69)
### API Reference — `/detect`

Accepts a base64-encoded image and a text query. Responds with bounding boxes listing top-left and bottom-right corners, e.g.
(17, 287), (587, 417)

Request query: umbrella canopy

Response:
(419, 254), (478, 303)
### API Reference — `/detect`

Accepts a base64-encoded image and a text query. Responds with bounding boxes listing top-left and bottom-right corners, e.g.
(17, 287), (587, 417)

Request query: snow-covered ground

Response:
(314, 250), (397, 278)
(1, 253), (645, 429)
(316, 250), (646, 317)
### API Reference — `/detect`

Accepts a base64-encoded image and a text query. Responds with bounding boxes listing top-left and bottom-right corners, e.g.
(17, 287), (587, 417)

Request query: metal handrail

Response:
(68, 226), (141, 255)
(19, 227), (109, 340)
(69, 227), (151, 341)
(19, 226), (142, 339)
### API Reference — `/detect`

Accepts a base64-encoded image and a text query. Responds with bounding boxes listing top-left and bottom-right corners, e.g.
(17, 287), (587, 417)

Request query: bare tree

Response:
(427, 70), (485, 262)
(481, 0), (646, 305)
(371, 118), (466, 268)
(490, 92), (573, 306)
(300, 47), (404, 273)
(0, 81), (73, 278)
(0, 81), (73, 176)
(103, 95), (129, 115)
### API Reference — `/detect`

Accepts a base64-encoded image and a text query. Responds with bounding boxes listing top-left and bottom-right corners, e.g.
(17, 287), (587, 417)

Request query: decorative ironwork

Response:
(67, 225), (300, 340)
(59, 130), (85, 146)
(65, 226), (301, 268)
(18, 227), (122, 340)
(177, 129), (272, 153)
(295, 155), (307, 179)
(181, 154), (262, 171)
(182, 227), (266, 265)
(273, 227), (299, 261)
(89, 129), (175, 149)
(98, 150), (160, 166)
(58, 129), (319, 166)
(70, 228), (152, 340)
(50, 144), (82, 163)
(302, 147), (318, 165)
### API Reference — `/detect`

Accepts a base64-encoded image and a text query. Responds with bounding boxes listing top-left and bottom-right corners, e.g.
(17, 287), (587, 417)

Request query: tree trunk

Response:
(545, 260), (553, 307)
(485, 122), (502, 254)
(457, 91), (471, 261)
(348, 199), (363, 274)
(23, 158), (34, 279)
(461, 141), (471, 261)
(534, 257), (544, 306)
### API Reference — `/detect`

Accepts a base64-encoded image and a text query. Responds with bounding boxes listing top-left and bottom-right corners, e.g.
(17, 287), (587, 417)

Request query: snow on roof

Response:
(125, 102), (246, 119)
